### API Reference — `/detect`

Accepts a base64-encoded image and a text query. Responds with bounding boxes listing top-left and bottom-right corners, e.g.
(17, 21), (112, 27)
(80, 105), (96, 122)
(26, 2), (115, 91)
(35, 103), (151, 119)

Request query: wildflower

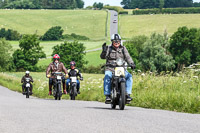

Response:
(141, 73), (145, 76)
(137, 70), (141, 73)
(193, 76), (198, 79)
(88, 88), (90, 90)
(183, 81), (187, 83)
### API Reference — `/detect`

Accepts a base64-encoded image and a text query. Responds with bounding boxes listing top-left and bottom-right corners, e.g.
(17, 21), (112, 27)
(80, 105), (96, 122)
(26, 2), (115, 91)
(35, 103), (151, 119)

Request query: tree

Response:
(159, 0), (164, 11)
(41, 26), (64, 41)
(139, 32), (175, 72)
(13, 34), (46, 71)
(169, 26), (200, 71)
(52, 41), (87, 69)
(0, 38), (14, 71)
(124, 35), (148, 70)
(76, 0), (84, 8)
(93, 2), (103, 9)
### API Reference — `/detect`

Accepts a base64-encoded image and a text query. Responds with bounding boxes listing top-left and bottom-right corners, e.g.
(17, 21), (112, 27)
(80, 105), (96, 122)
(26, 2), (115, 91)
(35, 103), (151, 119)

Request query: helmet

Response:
(53, 54), (60, 60)
(111, 34), (121, 41)
(70, 61), (76, 66)
(25, 71), (29, 75)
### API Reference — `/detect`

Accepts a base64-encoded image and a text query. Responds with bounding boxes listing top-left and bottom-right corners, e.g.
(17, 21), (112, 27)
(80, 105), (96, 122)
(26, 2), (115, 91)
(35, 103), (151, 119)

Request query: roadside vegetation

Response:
(0, 71), (199, 113)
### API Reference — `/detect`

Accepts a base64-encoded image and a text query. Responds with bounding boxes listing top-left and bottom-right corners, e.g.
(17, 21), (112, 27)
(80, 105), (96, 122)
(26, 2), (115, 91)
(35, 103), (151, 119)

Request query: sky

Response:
(83, 0), (200, 7)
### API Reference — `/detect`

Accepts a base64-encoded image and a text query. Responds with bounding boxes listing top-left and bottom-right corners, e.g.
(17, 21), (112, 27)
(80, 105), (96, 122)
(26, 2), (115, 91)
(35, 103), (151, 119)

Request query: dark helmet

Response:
(111, 34), (121, 41)
(53, 54), (60, 61)
(70, 61), (76, 66)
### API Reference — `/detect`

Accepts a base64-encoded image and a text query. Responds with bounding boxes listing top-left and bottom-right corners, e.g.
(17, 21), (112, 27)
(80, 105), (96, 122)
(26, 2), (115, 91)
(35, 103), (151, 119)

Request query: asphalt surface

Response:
(0, 86), (200, 133)
(110, 10), (118, 37)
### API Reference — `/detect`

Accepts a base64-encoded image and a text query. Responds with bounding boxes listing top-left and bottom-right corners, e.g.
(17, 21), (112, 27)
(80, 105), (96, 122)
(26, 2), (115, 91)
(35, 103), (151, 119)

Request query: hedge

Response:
(133, 7), (200, 15)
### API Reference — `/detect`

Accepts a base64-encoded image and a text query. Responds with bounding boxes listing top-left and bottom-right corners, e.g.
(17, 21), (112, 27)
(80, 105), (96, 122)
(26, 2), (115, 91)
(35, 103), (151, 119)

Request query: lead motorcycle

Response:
(51, 72), (64, 100)
(102, 58), (131, 110)
(23, 77), (32, 98)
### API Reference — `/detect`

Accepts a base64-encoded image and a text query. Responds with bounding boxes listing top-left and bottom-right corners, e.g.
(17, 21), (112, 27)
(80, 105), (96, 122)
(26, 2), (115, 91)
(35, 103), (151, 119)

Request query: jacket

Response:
(46, 62), (68, 78)
(100, 45), (134, 72)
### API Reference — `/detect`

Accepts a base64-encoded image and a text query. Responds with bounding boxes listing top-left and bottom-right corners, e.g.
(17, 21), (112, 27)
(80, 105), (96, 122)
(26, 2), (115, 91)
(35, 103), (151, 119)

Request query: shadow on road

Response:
(86, 106), (125, 111)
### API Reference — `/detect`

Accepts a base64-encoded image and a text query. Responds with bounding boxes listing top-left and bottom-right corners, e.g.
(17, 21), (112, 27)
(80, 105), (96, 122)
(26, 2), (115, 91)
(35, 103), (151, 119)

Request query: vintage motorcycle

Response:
(52, 72), (64, 100)
(68, 76), (79, 100)
(23, 77), (32, 98)
(103, 58), (131, 110)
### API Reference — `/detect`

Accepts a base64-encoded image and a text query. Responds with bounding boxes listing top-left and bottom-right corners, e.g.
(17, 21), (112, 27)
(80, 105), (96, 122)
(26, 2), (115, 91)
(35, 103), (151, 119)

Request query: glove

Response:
(47, 74), (51, 78)
(48, 91), (52, 95)
(102, 43), (107, 52)
(65, 74), (69, 79)
(130, 64), (136, 70)
(80, 77), (83, 81)
(63, 90), (67, 94)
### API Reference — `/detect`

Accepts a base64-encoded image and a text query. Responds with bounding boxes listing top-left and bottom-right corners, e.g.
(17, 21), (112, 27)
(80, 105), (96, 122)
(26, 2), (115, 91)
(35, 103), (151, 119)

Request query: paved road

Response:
(0, 86), (200, 133)
(110, 10), (118, 37)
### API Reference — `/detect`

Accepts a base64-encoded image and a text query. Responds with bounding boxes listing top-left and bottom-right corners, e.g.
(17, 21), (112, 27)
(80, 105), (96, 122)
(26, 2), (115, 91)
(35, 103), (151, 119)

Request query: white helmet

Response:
(111, 34), (121, 41)
(25, 71), (30, 74)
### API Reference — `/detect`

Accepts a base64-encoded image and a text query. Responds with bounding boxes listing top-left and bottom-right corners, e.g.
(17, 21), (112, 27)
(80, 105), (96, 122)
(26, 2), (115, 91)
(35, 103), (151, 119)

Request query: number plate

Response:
(26, 83), (30, 87)
(71, 77), (77, 83)
(115, 67), (125, 77)
(57, 76), (62, 80)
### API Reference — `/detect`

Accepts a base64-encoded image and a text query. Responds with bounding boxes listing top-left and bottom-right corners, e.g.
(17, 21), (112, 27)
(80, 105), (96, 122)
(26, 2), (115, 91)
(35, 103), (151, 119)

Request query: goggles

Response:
(113, 40), (121, 43)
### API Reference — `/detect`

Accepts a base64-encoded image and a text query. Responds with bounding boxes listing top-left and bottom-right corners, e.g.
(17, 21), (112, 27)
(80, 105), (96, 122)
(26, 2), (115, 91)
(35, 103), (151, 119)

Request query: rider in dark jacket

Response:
(21, 71), (33, 95)
(66, 61), (83, 94)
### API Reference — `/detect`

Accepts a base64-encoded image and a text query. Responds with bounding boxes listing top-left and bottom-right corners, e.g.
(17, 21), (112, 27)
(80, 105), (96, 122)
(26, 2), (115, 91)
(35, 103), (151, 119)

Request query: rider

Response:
(66, 61), (83, 94)
(46, 54), (68, 95)
(21, 71), (34, 95)
(100, 34), (135, 102)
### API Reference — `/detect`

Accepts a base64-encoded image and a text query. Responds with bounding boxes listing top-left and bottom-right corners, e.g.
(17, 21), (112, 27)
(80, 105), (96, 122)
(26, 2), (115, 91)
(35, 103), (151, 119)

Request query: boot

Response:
(77, 87), (80, 94)
(63, 83), (66, 94)
(49, 85), (52, 95)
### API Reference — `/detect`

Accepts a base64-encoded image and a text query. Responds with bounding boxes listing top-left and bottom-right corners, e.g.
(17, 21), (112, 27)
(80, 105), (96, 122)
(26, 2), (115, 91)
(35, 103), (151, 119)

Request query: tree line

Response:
(121, 0), (200, 9)
(0, 0), (84, 9)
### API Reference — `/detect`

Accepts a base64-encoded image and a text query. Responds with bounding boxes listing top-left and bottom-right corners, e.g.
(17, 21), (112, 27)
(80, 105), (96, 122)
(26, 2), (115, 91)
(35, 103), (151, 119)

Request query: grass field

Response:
(0, 9), (108, 40)
(119, 14), (200, 39)
(0, 71), (199, 113)
(85, 50), (105, 66)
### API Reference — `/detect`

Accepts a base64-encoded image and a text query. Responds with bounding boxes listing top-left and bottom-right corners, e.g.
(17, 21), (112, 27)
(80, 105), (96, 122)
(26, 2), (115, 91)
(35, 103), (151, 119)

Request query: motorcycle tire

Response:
(71, 86), (76, 100)
(26, 88), (29, 98)
(119, 82), (126, 110)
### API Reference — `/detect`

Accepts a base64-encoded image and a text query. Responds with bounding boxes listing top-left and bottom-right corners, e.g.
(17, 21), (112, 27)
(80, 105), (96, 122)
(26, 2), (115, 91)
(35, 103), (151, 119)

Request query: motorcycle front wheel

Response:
(70, 86), (76, 100)
(26, 88), (29, 98)
(119, 82), (126, 110)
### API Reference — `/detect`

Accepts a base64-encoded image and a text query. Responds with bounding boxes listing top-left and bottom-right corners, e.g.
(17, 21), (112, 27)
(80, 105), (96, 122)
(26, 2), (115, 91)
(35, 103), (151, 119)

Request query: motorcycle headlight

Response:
(116, 58), (124, 66)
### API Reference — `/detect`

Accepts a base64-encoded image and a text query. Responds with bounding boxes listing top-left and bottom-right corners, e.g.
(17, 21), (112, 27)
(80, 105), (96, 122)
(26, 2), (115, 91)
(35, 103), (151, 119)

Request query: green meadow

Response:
(0, 9), (108, 40)
(119, 14), (200, 39)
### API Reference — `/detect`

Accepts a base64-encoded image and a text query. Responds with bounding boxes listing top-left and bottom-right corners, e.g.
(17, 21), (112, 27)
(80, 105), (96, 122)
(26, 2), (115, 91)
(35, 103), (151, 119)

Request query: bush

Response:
(13, 34), (46, 71)
(103, 6), (124, 12)
(119, 11), (128, 14)
(41, 26), (64, 41)
(82, 64), (104, 74)
(124, 35), (148, 71)
(169, 26), (200, 71)
(52, 41), (87, 69)
(0, 28), (21, 40)
(62, 33), (89, 40)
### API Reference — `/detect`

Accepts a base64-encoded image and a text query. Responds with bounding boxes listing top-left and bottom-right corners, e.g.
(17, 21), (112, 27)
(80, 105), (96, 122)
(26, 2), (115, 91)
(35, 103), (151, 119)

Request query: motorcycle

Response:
(103, 58), (131, 110)
(24, 77), (32, 98)
(68, 76), (78, 100)
(52, 72), (64, 100)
